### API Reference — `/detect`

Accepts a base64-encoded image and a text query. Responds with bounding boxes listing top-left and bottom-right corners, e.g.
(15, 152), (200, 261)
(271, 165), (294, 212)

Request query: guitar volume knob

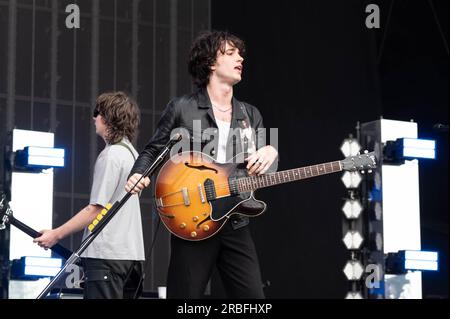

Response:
(179, 223), (186, 229)
(191, 231), (197, 238)
(193, 216), (199, 222)
(203, 225), (210, 232)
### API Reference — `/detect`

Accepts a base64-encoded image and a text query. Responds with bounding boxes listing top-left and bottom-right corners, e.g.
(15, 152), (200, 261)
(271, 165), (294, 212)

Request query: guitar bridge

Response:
(155, 197), (164, 208)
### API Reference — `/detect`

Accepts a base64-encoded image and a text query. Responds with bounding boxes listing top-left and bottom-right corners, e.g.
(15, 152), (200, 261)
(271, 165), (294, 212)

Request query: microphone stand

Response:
(36, 134), (182, 299)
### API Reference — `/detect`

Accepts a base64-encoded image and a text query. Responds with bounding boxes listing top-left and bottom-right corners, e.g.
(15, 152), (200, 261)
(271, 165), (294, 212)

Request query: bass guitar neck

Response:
(0, 197), (73, 260)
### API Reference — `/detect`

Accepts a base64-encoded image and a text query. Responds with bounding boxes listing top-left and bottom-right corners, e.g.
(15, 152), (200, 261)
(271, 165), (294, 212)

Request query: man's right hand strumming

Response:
(125, 173), (151, 194)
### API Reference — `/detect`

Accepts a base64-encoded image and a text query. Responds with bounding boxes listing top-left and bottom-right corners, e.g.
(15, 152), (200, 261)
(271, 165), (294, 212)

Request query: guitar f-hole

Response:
(184, 162), (218, 174)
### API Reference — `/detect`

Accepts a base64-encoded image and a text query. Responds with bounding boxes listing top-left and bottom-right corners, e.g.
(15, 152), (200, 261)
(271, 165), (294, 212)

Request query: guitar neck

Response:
(8, 215), (73, 260)
(235, 160), (343, 192)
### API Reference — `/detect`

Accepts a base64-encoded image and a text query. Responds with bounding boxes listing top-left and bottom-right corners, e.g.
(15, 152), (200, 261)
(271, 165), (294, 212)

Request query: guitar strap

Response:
(238, 101), (251, 126)
(111, 142), (144, 298)
(115, 142), (139, 199)
(115, 142), (137, 161)
(238, 102), (257, 155)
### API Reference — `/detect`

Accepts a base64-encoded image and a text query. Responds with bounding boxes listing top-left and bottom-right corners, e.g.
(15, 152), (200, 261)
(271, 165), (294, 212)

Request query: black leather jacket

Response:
(131, 88), (267, 230)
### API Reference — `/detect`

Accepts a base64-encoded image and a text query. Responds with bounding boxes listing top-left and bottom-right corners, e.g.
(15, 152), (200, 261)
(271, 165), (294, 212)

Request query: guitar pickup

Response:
(204, 179), (216, 201)
(228, 177), (239, 196)
(198, 184), (206, 203)
(181, 187), (190, 206)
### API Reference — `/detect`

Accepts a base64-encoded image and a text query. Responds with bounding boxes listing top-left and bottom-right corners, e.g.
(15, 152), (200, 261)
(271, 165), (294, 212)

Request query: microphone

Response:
(127, 133), (183, 194)
(167, 133), (182, 147)
(433, 123), (449, 132)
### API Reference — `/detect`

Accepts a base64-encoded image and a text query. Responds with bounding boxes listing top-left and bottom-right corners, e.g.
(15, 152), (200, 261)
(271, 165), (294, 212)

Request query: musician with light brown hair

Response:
(34, 91), (145, 299)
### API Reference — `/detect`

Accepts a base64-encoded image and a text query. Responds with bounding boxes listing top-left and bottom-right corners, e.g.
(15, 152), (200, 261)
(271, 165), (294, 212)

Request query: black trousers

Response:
(167, 222), (265, 299)
(81, 258), (144, 299)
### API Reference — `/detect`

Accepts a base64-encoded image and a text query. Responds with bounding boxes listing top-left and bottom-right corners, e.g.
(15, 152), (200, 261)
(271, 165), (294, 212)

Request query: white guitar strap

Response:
(238, 102), (257, 155)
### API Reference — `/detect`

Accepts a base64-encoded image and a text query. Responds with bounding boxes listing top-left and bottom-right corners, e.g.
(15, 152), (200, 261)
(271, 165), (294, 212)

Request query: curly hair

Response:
(188, 30), (246, 88)
(93, 91), (140, 145)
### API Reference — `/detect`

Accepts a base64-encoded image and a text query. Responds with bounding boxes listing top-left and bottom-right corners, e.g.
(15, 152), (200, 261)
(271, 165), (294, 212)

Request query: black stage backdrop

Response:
(0, 0), (211, 295)
(211, 0), (448, 298)
(0, 0), (447, 299)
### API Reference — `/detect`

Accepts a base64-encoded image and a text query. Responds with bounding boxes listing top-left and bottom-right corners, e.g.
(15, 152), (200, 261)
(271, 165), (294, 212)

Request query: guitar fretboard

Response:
(235, 161), (342, 193)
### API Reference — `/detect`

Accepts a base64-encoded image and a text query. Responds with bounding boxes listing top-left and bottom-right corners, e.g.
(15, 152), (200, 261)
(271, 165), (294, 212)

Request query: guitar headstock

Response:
(0, 194), (7, 213)
(341, 151), (377, 172)
(0, 194), (12, 230)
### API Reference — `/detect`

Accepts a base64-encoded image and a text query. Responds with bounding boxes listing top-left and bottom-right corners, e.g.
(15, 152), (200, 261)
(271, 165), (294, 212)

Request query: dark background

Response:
(212, 0), (448, 298)
(0, 0), (448, 298)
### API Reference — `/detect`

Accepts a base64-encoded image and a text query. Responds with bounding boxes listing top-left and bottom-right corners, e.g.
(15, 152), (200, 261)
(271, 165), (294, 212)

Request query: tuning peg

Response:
(364, 150), (369, 154)
(368, 169), (373, 174)
(361, 170), (365, 174)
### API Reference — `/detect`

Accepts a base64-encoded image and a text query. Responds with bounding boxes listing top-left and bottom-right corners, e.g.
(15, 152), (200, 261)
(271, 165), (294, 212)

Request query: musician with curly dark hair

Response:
(34, 91), (145, 299)
(126, 30), (278, 298)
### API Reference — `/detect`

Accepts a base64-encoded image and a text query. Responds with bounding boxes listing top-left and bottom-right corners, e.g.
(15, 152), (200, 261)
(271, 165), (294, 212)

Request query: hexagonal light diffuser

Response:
(345, 291), (363, 299)
(343, 260), (364, 280)
(340, 138), (361, 157)
(342, 199), (363, 219)
(343, 230), (364, 250)
(341, 171), (362, 189)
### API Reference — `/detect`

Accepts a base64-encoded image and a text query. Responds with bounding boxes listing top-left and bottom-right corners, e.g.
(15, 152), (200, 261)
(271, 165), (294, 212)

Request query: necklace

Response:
(212, 104), (232, 112)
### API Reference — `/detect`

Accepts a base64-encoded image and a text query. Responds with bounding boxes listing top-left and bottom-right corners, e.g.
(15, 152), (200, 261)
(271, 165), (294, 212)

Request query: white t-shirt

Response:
(81, 138), (145, 261)
(216, 119), (231, 164)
